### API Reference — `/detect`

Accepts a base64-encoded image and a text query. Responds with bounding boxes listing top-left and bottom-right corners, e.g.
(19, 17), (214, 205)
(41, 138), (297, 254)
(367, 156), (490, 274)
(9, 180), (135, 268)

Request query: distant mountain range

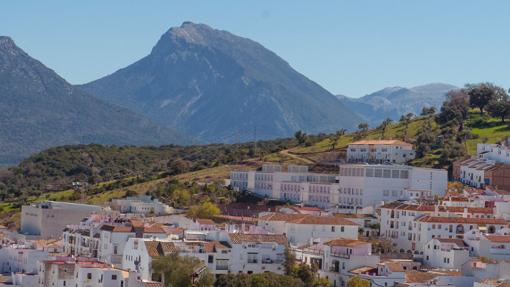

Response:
(0, 36), (184, 165)
(81, 22), (361, 143)
(337, 83), (457, 126)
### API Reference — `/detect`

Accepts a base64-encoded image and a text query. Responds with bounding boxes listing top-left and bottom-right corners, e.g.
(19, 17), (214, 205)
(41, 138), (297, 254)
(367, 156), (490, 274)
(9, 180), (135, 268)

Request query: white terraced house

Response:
(478, 140), (510, 164)
(347, 139), (415, 164)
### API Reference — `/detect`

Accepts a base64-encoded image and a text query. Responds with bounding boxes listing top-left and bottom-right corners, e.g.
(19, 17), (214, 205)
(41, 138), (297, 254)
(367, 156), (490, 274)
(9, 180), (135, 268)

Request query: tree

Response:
(421, 106), (436, 116)
(283, 244), (297, 276)
(153, 253), (213, 287)
(331, 129), (346, 151)
(437, 90), (469, 125)
(347, 276), (370, 287)
(214, 273), (304, 287)
(296, 264), (317, 287)
(378, 118), (393, 139)
(167, 157), (191, 175)
(465, 83), (507, 115)
(415, 119), (435, 158)
(399, 113), (414, 140)
(187, 201), (220, 219)
(487, 92), (510, 122)
(295, 131), (308, 146)
(357, 122), (369, 134)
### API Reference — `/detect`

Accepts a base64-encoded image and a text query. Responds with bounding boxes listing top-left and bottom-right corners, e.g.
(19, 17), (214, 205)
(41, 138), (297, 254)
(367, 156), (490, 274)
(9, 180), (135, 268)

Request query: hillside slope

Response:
(82, 22), (362, 142)
(0, 36), (185, 165)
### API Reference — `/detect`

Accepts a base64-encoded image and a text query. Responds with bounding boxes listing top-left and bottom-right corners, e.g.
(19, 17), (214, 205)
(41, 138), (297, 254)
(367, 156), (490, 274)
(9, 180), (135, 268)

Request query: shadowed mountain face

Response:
(82, 22), (361, 142)
(0, 36), (184, 165)
(338, 83), (457, 126)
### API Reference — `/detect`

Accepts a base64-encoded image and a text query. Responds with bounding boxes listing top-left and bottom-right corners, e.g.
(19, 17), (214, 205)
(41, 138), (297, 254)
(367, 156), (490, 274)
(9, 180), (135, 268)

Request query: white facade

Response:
(111, 195), (174, 215)
(338, 164), (447, 210)
(423, 238), (470, 269)
(0, 245), (48, 274)
(230, 163), (447, 210)
(478, 142), (510, 164)
(20, 201), (102, 239)
(347, 140), (415, 164)
(458, 158), (496, 188)
(38, 257), (128, 287)
(257, 213), (358, 245)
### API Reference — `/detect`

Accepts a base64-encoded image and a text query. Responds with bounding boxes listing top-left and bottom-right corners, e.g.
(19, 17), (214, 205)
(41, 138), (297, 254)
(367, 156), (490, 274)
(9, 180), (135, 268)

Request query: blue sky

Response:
(1, 1), (509, 97)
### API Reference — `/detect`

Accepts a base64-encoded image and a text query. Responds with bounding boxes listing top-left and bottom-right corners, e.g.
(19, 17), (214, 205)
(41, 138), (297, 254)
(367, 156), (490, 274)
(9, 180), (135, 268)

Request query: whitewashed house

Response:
(257, 213), (358, 245)
(423, 238), (470, 269)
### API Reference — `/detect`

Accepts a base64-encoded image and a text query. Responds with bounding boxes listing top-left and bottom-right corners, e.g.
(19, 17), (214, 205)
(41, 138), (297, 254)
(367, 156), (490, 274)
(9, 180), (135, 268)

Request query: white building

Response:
(478, 141), (510, 164)
(231, 163), (447, 211)
(456, 158), (497, 188)
(423, 238), (470, 270)
(347, 140), (415, 164)
(38, 257), (129, 287)
(111, 195), (174, 215)
(296, 238), (380, 287)
(0, 244), (48, 274)
(257, 213), (358, 245)
(338, 164), (447, 210)
(231, 164), (339, 208)
(227, 233), (286, 274)
(351, 259), (422, 287)
(122, 238), (177, 281)
(20, 201), (102, 239)
(478, 235), (510, 260)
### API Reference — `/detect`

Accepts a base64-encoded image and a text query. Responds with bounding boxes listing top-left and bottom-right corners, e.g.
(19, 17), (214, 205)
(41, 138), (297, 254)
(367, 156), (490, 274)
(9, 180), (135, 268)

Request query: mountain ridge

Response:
(337, 83), (457, 125)
(82, 22), (362, 142)
(0, 36), (185, 165)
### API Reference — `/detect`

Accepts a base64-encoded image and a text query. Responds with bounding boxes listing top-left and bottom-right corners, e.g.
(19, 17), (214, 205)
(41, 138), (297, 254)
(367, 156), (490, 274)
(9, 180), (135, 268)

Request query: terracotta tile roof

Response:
(143, 223), (166, 234)
(196, 219), (215, 225)
(203, 241), (230, 253)
(380, 202), (494, 215)
(416, 216), (507, 225)
(143, 282), (165, 287)
(484, 235), (510, 243)
(405, 271), (440, 283)
(259, 213), (357, 226)
(324, 238), (369, 247)
(113, 226), (134, 233)
(229, 233), (287, 244)
(350, 266), (378, 274)
(144, 241), (177, 258)
(435, 238), (467, 247)
(350, 140), (412, 146)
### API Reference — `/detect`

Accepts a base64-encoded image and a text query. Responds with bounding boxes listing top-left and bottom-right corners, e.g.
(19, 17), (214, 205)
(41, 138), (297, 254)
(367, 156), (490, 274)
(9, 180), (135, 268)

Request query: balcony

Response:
(216, 265), (229, 271)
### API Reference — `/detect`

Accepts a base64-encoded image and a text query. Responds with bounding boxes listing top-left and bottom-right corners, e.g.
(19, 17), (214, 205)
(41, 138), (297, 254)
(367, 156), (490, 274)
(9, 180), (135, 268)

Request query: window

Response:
(87, 273), (92, 280)
(112, 274), (117, 280)
(331, 226), (335, 232)
(208, 255), (214, 263)
(375, 169), (382, 177)
(340, 226), (344, 232)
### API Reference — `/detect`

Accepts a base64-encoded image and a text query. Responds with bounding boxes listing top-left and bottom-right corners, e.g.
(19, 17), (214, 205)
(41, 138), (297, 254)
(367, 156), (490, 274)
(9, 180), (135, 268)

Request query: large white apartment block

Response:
(257, 213), (358, 245)
(338, 164), (447, 210)
(230, 163), (447, 210)
(347, 140), (415, 164)
(456, 158), (497, 188)
(20, 201), (102, 239)
(0, 244), (48, 274)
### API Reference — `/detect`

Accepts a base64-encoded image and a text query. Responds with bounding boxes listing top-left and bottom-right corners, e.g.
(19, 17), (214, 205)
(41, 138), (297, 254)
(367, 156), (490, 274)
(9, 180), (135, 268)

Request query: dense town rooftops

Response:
(228, 233), (287, 244)
(258, 213), (358, 226)
(416, 216), (507, 225)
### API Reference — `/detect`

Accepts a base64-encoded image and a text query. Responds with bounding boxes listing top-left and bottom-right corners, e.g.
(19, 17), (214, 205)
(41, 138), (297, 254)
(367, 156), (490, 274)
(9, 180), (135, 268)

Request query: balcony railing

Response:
(216, 265), (229, 270)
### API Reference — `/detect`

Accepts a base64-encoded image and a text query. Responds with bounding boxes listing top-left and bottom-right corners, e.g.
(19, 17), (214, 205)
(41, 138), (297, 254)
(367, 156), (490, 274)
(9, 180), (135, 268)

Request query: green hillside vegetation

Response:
(1, 83), (509, 229)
